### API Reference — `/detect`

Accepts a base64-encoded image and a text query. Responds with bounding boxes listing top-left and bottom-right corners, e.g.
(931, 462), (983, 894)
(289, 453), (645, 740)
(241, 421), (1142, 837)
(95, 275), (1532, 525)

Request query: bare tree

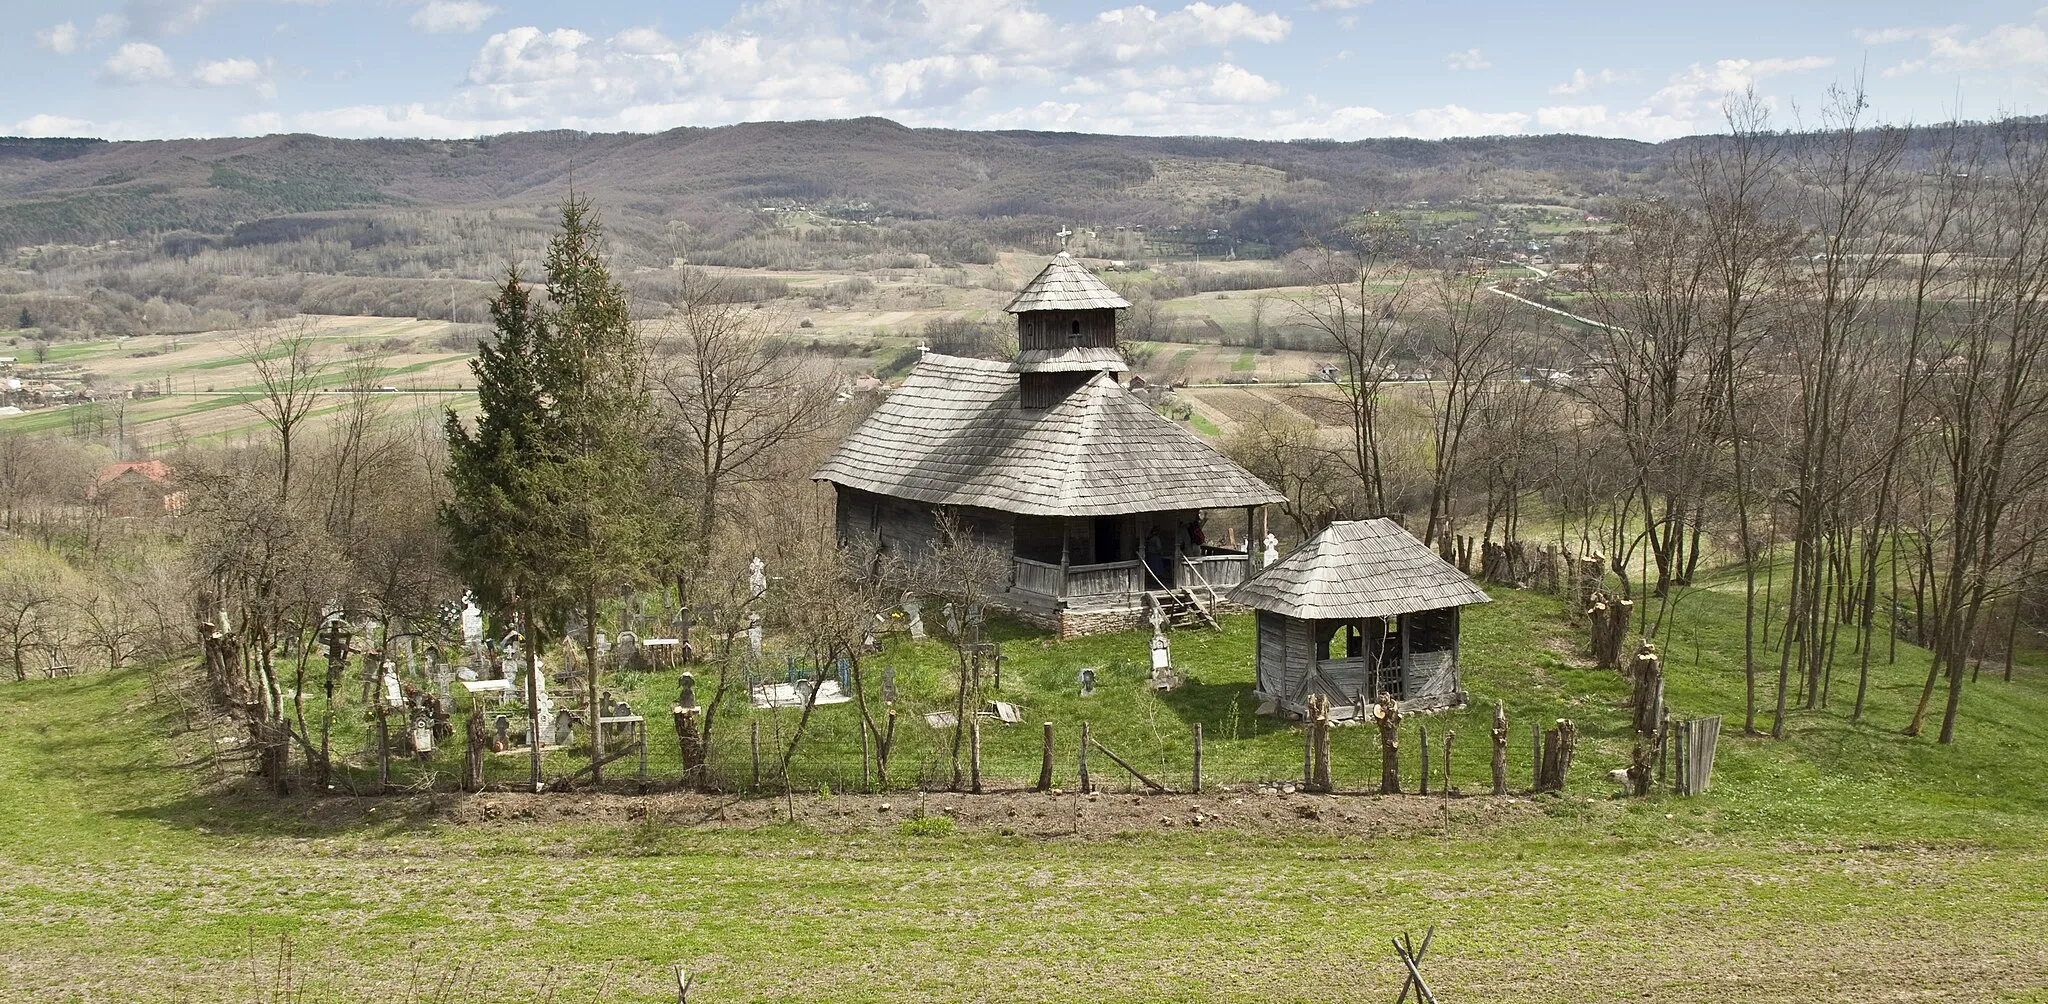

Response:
(1222, 404), (1348, 538)
(1418, 268), (1519, 548)
(651, 267), (835, 555)
(235, 317), (327, 502)
(0, 562), (62, 681)
(1290, 245), (1407, 516)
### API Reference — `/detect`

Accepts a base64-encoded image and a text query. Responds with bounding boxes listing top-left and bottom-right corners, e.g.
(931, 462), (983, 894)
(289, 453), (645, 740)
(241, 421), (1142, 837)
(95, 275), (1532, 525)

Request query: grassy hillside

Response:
(1, 574), (2045, 1001)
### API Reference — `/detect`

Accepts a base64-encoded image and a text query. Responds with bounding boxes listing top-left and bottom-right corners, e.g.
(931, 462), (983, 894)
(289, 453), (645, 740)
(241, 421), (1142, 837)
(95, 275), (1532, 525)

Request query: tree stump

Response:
(1537, 719), (1577, 792)
(1629, 642), (1664, 736)
(1306, 694), (1332, 793)
(1375, 691), (1402, 794)
(1587, 592), (1633, 670)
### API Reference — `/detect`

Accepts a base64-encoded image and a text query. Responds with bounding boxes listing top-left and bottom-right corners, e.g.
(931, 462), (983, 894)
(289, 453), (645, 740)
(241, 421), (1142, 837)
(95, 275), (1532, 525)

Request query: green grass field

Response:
(2, 580), (2046, 1002)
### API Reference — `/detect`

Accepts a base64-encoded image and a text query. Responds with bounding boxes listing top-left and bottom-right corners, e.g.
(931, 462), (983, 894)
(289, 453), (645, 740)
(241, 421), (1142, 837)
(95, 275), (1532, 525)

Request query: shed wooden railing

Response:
(1014, 554), (1246, 603)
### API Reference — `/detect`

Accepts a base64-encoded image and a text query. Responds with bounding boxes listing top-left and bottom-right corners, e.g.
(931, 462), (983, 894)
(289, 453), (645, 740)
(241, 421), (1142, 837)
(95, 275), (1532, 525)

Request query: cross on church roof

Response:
(1057, 227), (1073, 249)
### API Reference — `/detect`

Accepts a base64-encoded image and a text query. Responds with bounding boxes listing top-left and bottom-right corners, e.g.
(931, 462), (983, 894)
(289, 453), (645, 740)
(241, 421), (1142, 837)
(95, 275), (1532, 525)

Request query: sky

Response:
(4, 0), (2046, 144)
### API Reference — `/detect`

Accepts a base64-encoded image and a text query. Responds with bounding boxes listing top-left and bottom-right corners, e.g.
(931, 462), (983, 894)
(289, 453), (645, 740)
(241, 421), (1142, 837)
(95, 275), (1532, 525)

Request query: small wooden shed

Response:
(1229, 518), (1490, 717)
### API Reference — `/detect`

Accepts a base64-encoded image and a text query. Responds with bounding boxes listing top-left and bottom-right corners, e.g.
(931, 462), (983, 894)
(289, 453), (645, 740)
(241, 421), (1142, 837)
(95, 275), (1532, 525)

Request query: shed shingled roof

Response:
(814, 353), (1283, 517)
(1229, 518), (1491, 620)
(1004, 252), (1132, 313)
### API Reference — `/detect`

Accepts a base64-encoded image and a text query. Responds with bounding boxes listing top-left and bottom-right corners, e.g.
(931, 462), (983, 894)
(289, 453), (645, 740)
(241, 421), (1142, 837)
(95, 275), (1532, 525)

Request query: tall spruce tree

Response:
(530, 196), (666, 781)
(444, 266), (555, 789)
(443, 196), (668, 788)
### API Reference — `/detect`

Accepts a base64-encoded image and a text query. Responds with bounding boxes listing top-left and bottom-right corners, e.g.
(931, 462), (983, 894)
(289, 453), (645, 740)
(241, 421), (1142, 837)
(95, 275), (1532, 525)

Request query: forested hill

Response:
(0, 118), (1664, 255)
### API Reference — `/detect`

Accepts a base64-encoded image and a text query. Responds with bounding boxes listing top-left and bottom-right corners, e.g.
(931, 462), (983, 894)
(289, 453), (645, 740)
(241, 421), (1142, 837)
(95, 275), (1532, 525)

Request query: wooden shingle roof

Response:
(1005, 253), (1132, 313)
(1015, 346), (1130, 373)
(1229, 518), (1491, 620)
(815, 353), (1284, 517)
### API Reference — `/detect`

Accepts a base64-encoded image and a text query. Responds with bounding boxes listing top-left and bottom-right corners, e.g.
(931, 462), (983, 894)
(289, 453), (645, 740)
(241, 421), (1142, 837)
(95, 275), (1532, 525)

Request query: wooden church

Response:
(1229, 518), (1490, 717)
(815, 251), (1286, 637)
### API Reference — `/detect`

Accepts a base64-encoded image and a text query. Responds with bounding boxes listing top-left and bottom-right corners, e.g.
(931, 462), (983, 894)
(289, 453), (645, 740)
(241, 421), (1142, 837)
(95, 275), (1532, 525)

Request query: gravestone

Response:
(748, 556), (768, 599)
(746, 613), (763, 657)
(1078, 667), (1097, 698)
(532, 667), (555, 744)
(943, 603), (960, 639)
(677, 673), (697, 709)
(493, 714), (510, 750)
(460, 595), (484, 651)
(553, 708), (574, 748)
(1262, 532), (1280, 565)
(902, 595), (925, 640)
(881, 664), (897, 704)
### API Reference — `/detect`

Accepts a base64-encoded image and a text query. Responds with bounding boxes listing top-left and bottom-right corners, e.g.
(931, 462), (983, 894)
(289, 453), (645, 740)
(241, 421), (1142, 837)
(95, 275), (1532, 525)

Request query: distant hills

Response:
(0, 118), (1669, 257)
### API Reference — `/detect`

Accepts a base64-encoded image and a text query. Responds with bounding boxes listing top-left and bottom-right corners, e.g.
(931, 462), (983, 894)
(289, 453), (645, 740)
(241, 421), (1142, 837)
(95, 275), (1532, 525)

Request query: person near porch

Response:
(1143, 523), (1172, 588)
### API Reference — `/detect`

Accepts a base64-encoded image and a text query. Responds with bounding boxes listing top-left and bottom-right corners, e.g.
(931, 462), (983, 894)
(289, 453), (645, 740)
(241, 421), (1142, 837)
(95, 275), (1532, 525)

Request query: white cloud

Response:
(411, 0), (497, 34)
(1444, 48), (1489, 71)
(1550, 67), (1625, 95)
(99, 42), (176, 85)
(192, 57), (275, 96)
(1207, 63), (1284, 102)
(1309, 0), (1369, 8)
(193, 57), (262, 86)
(1883, 14), (2048, 76)
(10, 114), (96, 137)
(36, 22), (81, 54)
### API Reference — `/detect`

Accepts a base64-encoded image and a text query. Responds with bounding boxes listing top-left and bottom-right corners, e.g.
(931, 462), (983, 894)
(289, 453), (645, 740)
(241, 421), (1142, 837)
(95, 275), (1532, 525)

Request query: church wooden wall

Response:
(834, 485), (1014, 566)
(1017, 308), (1117, 350)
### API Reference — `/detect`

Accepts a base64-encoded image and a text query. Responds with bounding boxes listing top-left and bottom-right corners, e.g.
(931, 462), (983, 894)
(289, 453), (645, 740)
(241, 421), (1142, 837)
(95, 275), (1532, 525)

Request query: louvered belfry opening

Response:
(1005, 252), (1132, 410)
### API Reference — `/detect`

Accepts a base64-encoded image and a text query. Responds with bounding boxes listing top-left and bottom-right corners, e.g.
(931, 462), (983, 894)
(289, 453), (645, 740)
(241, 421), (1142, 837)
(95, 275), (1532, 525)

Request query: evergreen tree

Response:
(443, 197), (671, 787)
(16, 308), (30, 330)
(443, 265), (556, 789)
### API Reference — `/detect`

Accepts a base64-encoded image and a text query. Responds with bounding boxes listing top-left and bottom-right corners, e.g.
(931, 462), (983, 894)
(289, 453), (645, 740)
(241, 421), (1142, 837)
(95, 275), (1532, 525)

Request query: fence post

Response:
(1078, 721), (1092, 794)
(1191, 722), (1203, 795)
(969, 717), (982, 794)
(1037, 722), (1054, 792)
(375, 702), (390, 794)
(749, 721), (761, 793)
(638, 720), (648, 793)
(860, 714), (873, 793)
(1419, 723), (1430, 796)
(1490, 701), (1508, 796)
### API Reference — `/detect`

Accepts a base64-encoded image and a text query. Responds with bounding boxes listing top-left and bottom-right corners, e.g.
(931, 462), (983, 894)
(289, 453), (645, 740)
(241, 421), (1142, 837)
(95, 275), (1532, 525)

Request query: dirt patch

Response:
(243, 785), (1561, 841)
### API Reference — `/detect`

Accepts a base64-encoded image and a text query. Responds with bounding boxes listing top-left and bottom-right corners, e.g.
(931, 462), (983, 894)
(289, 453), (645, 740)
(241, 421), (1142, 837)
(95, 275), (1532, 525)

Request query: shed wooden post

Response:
(1059, 518), (1071, 594)
(1243, 506), (1256, 567)
(1037, 722), (1054, 792)
(1078, 721), (1092, 794)
(1191, 722), (1203, 794)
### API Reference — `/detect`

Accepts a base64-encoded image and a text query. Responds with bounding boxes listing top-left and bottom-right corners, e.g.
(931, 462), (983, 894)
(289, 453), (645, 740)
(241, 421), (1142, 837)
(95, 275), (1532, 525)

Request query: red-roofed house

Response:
(90, 461), (181, 518)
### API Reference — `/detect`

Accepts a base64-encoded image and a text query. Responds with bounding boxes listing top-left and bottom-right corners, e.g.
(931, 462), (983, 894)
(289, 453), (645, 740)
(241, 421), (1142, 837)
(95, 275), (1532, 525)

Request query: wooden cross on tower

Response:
(1057, 227), (1073, 250)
